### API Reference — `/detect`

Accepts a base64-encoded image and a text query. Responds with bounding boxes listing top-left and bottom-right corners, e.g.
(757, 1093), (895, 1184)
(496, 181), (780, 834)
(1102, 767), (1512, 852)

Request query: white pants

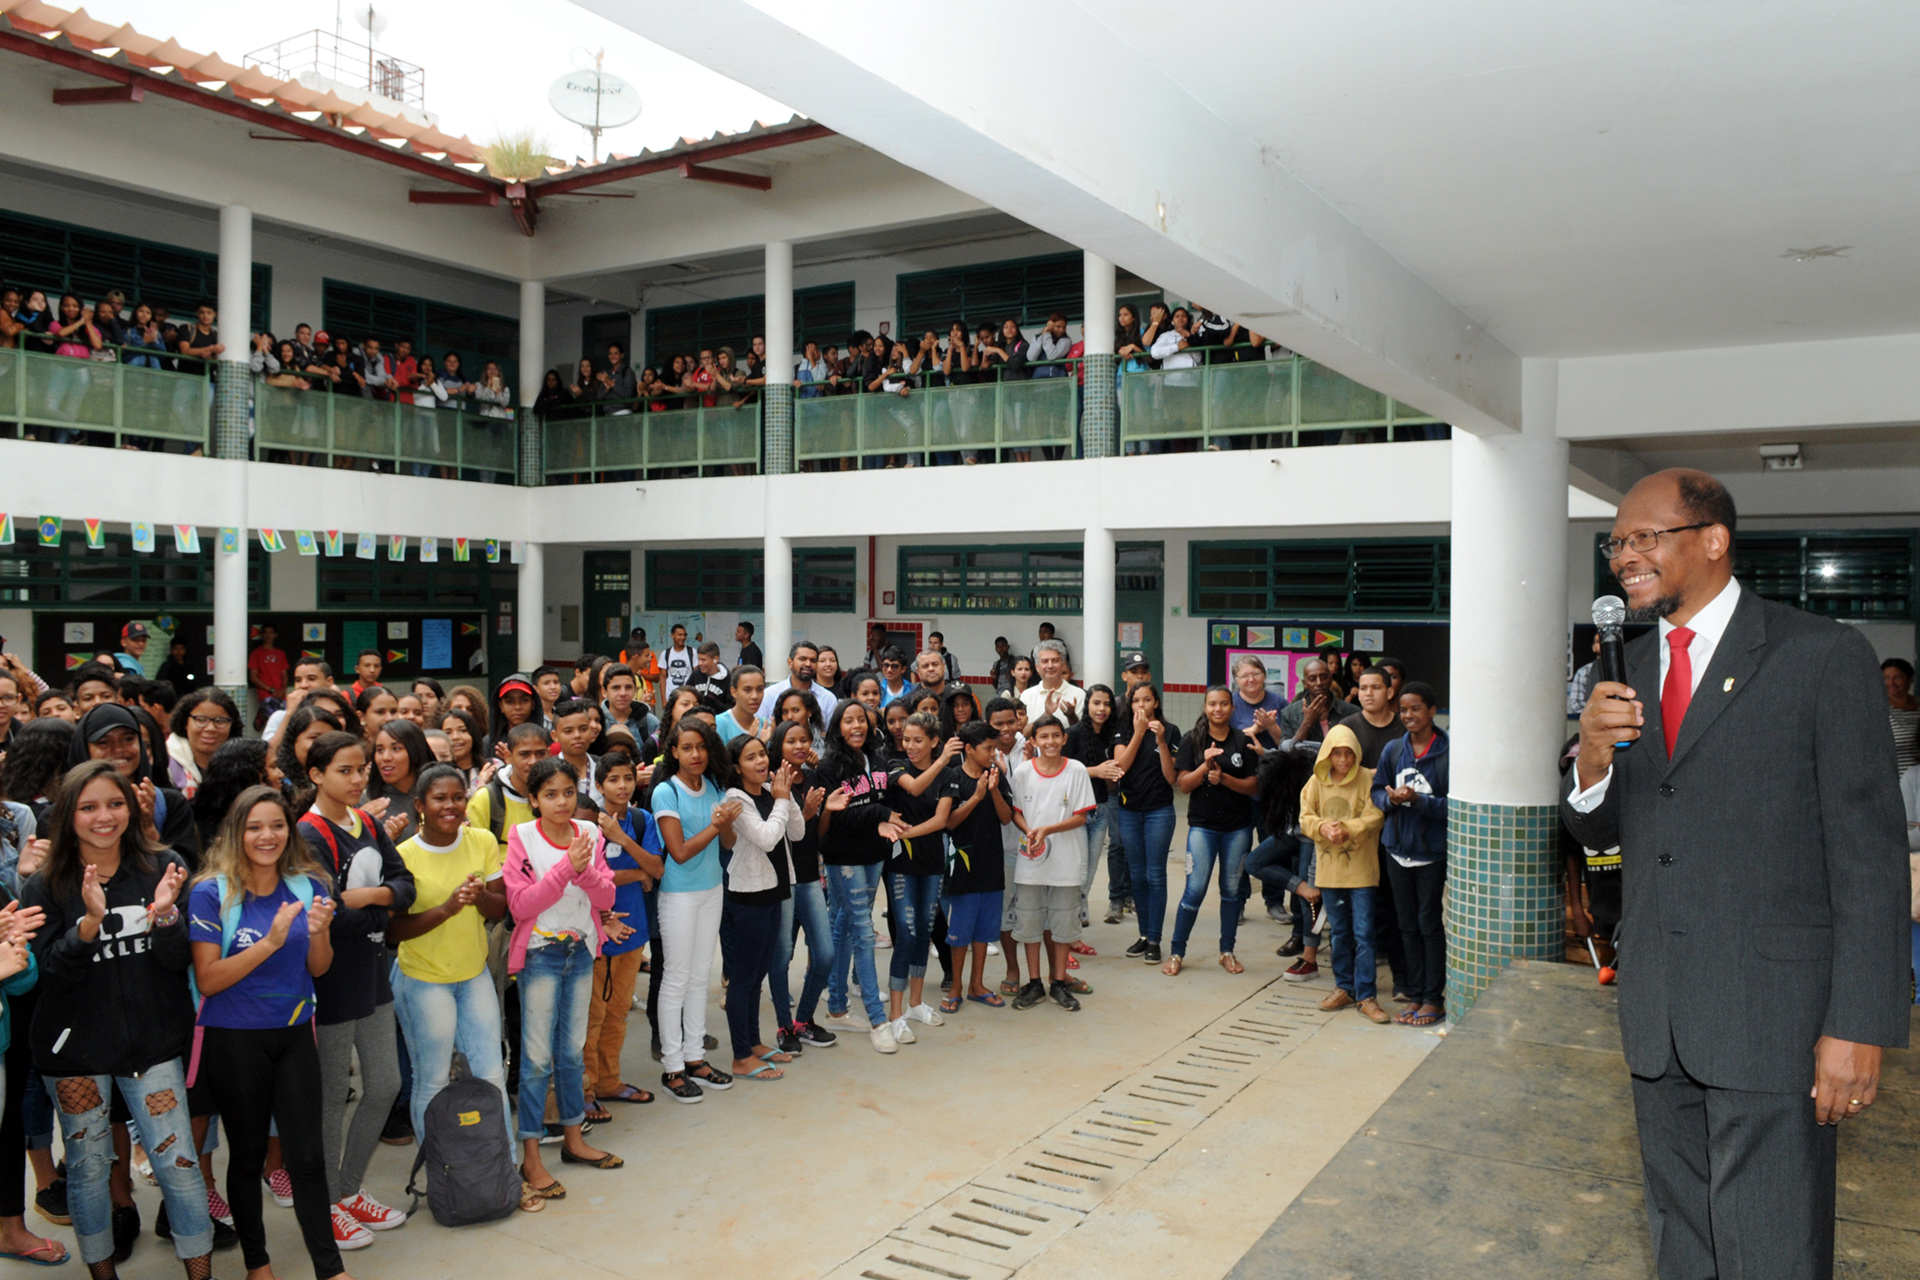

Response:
(656, 886), (724, 1073)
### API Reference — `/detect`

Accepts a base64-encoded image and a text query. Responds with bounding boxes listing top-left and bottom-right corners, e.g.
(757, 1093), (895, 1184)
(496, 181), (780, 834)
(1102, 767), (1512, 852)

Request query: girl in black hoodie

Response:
(22, 760), (215, 1280)
(815, 701), (904, 1051)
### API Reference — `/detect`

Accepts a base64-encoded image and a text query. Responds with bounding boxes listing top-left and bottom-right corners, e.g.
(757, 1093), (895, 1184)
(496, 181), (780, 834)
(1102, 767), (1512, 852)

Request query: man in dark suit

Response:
(1564, 468), (1910, 1279)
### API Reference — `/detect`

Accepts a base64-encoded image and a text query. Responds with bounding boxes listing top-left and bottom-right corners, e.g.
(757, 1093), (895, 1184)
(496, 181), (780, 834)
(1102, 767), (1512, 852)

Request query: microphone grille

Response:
(1592, 595), (1626, 627)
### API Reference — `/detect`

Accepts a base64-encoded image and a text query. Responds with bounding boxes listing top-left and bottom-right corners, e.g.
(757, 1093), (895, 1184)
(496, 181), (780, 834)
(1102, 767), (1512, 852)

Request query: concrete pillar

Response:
(1081, 524), (1116, 689)
(762, 241), (795, 474)
(763, 532), (793, 681)
(213, 523), (249, 722)
(1080, 250), (1118, 459)
(517, 280), (545, 485)
(1444, 358), (1571, 1018)
(214, 205), (252, 460)
(516, 540), (544, 673)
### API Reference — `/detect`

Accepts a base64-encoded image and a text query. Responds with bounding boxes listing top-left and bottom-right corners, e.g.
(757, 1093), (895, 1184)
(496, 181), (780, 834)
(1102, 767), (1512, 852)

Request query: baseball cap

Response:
(121, 622), (149, 641)
(1122, 651), (1150, 671)
(496, 676), (536, 700)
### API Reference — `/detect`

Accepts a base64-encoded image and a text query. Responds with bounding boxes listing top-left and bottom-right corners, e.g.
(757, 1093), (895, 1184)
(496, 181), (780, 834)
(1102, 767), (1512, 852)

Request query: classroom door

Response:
(582, 550), (632, 659)
(1114, 542), (1164, 682)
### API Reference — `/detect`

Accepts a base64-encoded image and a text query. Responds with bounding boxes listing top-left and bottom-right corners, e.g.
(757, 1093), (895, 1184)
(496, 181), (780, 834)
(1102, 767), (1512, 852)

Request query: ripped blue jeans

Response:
(52, 1057), (213, 1264)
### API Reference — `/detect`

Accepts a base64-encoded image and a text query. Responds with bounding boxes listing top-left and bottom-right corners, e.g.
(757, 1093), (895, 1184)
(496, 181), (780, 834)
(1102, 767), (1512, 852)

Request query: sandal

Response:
(1219, 953), (1244, 975)
(1161, 955), (1184, 976)
(518, 1165), (566, 1200)
(966, 992), (1006, 1008)
(998, 979), (1021, 997)
(685, 1061), (733, 1091)
(583, 1103), (613, 1124)
(0, 1237), (69, 1266)
(518, 1182), (548, 1213)
(603, 1084), (653, 1104)
(1064, 976), (1093, 995)
(1069, 940), (1096, 956)
(756, 1048), (793, 1064)
(1396, 1008), (1445, 1027)
(939, 996), (963, 1014)
(737, 1064), (784, 1081)
(1066, 954), (1080, 969)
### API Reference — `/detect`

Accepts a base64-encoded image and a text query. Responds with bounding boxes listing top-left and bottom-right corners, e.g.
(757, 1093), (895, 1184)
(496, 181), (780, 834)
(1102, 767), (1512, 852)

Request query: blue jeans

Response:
(514, 937), (593, 1139)
(1322, 886), (1378, 1001)
(826, 862), (886, 1024)
(886, 872), (941, 991)
(1247, 835), (1316, 944)
(1079, 799), (1113, 922)
(393, 966), (509, 1142)
(1115, 804), (1175, 944)
(53, 1056), (213, 1264)
(1169, 824), (1253, 957)
(770, 878), (834, 1028)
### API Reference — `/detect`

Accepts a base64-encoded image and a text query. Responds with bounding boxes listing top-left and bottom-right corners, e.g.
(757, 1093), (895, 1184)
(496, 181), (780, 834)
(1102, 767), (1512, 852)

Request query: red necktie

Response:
(1661, 626), (1696, 757)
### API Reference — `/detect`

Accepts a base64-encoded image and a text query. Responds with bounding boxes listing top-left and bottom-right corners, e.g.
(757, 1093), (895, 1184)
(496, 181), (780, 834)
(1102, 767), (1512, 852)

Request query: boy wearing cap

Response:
(111, 622), (150, 678)
(620, 627), (662, 709)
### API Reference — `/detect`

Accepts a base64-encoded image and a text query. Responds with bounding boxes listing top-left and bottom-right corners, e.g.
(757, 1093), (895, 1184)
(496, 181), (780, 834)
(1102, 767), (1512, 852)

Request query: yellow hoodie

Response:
(1299, 724), (1385, 888)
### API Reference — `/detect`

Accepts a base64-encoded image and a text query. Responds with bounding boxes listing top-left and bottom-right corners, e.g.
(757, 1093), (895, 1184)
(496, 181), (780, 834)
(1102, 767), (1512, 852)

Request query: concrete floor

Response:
(93, 846), (1442, 1280)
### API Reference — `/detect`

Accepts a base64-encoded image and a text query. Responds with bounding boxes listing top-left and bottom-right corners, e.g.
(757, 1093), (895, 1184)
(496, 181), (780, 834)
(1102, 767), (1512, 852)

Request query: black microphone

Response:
(1591, 595), (1633, 751)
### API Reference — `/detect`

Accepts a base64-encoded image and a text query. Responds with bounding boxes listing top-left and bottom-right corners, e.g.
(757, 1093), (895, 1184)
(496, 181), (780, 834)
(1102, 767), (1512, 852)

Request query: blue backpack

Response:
(185, 874), (318, 1084)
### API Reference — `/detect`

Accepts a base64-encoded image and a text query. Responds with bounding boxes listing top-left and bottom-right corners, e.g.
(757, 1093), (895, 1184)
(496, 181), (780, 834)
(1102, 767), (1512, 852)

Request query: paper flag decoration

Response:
(301, 648), (325, 660)
(1210, 624), (1240, 647)
(419, 537), (438, 563)
(84, 519), (105, 549)
(220, 528), (240, 555)
(0, 514), (12, 545)
(356, 533), (376, 560)
(1282, 627), (1311, 650)
(64, 654), (88, 670)
(295, 530), (318, 556)
(131, 522), (155, 553)
(38, 516), (60, 547)
(388, 535), (406, 562)
(510, 540), (525, 565)
(1312, 629), (1345, 649)
(154, 615), (176, 635)
(323, 530), (344, 556)
(459, 622), (479, 635)
(259, 529), (286, 553)
(387, 649), (409, 663)
(484, 539), (501, 564)
(174, 525), (199, 554)
(452, 537), (470, 562)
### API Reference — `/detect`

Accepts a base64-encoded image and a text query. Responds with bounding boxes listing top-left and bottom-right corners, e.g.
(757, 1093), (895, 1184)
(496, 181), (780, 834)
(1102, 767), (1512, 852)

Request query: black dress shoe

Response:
(1277, 935), (1305, 957)
(111, 1203), (140, 1263)
(33, 1180), (69, 1226)
(156, 1203), (240, 1250)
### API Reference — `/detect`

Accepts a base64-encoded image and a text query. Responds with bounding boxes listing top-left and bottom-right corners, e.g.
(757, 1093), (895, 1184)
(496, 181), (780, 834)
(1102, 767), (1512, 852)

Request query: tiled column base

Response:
(763, 383), (794, 474)
(213, 370), (250, 459)
(518, 413), (542, 485)
(1444, 798), (1563, 1020)
(1080, 352), (1116, 458)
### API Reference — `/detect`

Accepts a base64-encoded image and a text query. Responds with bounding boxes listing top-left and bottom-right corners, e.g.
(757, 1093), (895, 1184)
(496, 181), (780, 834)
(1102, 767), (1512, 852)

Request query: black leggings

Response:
(199, 1025), (342, 1280)
(0, 986), (35, 1218)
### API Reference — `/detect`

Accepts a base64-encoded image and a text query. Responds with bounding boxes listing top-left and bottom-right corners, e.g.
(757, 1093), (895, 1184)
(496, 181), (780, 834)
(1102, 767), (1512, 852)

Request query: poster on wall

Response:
(421, 619), (453, 670)
(1227, 650), (1302, 700)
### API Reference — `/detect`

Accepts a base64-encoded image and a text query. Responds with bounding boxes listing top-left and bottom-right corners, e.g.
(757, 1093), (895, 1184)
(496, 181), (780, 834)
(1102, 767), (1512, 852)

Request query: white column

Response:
(1082, 524), (1116, 689)
(518, 281), (545, 409)
(213, 523), (249, 707)
(1082, 251), (1115, 355)
(217, 206), (252, 363)
(517, 541), (545, 673)
(764, 242), (794, 383)
(763, 532), (793, 682)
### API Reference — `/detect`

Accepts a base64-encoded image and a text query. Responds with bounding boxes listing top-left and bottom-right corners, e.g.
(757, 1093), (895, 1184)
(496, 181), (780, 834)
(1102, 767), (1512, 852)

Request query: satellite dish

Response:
(354, 5), (389, 36)
(548, 70), (642, 130)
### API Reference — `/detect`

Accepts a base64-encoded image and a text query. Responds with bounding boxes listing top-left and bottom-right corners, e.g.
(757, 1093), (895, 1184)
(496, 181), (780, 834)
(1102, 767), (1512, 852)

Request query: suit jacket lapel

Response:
(1627, 632), (1662, 764)
(1665, 590), (1766, 773)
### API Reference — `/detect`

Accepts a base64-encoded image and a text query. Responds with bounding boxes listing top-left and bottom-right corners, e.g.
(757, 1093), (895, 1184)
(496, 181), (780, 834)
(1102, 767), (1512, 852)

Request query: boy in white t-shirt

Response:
(660, 624), (695, 700)
(1008, 715), (1096, 1011)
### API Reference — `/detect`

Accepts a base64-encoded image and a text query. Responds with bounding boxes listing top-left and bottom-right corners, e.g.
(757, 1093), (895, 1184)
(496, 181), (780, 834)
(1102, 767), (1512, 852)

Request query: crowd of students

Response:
(0, 622), (1450, 1278)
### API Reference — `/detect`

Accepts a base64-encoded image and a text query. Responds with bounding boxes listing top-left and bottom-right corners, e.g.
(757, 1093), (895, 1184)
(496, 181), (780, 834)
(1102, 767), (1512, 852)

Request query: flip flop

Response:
(0, 1238), (69, 1266)
(966, 992), (1006, 1008)
(1066, 954), (1080, 969)
(1070, 940), (1096, 956)
(603, 1084), (653, 1104)
(738, 1064), (784, 1081)
(583, 1104), (613, 1124)
(757, 1049), (794, 1064)
(939, 996), (963, 1014)
(997, 979), (1021, 997)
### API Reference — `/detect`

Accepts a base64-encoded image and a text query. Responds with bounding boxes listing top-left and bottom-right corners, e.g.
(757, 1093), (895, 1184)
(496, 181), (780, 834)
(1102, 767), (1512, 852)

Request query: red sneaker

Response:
(340, 1191), (407, 1231)
(1282, 958), (1320, 983)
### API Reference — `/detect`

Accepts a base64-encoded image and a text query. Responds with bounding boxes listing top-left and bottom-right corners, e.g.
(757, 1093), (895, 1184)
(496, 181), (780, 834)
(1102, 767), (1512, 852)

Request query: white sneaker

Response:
(987, 942), (1001, 956)
(889, 1017), (917, 1044)
(330, 1204), (374, 1251)
(822, 1010), (869, 1033)
(870, 1025), (899, 1054)
(874, 935), (892, 949)
(906, 1002), (945, 1027)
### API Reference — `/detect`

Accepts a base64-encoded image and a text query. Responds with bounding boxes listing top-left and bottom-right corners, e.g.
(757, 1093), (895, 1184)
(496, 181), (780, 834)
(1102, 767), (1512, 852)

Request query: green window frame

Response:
(0, 206), (271, 333)
(316, 557), (514, 609)
(899, 544), (1084, 615)
(1594, 529), (1916, 621)
(895, 252), (1082, 339)
(645, 546), (857, 612)
(643, 283), (855, 371)
(1190, 539), (1452, 618)
(321, 279), (517, 379)
(0, 533), (267, 607)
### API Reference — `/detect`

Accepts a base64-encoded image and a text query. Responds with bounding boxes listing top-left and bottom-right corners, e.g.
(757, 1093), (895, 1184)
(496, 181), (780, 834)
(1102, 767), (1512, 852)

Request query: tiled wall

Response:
(1444, 799), (1563, 1018)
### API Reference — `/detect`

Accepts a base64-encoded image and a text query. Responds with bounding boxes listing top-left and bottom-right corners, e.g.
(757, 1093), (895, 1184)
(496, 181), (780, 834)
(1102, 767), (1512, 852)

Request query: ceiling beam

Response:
(528, 122), (832, 196)
(679, 161), (770, 191)
(52, 82), (143, 106)
(408, 189), (500, 206)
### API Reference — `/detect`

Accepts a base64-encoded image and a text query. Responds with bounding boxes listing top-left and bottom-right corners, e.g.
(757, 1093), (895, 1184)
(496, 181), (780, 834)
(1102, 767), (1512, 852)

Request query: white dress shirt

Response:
(1567, 577), (1743, 811)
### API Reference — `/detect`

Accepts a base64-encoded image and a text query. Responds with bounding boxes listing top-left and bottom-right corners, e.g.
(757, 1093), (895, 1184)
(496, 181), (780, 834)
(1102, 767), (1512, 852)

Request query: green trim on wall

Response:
(0, 532), (267, 608)
(645, 546), (857, 613)
(1189, 538), (1451, 619)
(643, 283), (855, 371)
(895, 252), (1082, 338)
(898, 543), (1084, 615)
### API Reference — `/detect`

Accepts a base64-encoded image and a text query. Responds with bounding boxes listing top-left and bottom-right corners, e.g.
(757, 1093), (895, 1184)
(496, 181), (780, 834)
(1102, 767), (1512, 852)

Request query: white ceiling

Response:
(1084, 0), (1920, 357)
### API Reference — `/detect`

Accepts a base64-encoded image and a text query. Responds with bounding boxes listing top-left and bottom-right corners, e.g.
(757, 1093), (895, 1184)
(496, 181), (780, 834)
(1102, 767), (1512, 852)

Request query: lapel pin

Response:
(1723, 677), (1735, 692)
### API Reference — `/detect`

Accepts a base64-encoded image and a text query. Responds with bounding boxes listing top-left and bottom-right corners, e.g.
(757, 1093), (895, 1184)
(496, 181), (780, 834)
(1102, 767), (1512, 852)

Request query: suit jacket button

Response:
(1658, 785), (1675, 798)
(1658, 855), (1674, 866)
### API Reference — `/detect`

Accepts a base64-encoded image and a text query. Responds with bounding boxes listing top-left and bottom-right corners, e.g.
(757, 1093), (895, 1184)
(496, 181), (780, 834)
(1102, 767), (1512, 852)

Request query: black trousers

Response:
(1371, 858), (1408, 994)
(645, 885), (665, 1050)
(1631, 1049), (1837, 1280)
(1383, 857), (1446, 1006)
(722, 898), (780, 1061)
(0, 986), (39, 1218)
(200, 1025), (343, 1280)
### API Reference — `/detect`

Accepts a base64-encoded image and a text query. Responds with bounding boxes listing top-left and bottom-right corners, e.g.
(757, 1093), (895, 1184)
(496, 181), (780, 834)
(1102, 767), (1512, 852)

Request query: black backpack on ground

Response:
(405, 1054), (519, 1226)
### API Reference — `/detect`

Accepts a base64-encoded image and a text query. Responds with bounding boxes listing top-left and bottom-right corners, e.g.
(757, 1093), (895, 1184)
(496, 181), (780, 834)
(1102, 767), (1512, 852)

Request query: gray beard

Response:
(1627, 595), (1683, 623)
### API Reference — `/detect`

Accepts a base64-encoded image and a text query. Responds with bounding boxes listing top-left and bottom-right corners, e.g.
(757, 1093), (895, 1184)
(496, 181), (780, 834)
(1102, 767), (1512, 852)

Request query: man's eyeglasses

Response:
(0, 694), (18, 707)
(1600, 523), (1712, 560)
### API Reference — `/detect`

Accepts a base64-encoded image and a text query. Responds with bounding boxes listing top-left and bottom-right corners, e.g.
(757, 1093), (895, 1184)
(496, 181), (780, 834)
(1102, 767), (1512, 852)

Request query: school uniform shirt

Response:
(1065, 718), (1114, 805)
(1010, 758), (1096, 887)
(1336, 712), (1404, 771)
(466, 779), (534, 841)
(886, 761), (949, 877)
(1175, 727), (1259, 831)
(297, 809), (416, 1024)
(942, 765), (1012, 895)
(650, 773), (726, 893)
(187, 877), (326, 1027)
(1110, 718), (1177, 811)
(762, 678), (838, 725)
(715, 711), (766, 747)
(395, 826), (504, 984)
(509, 819), (601, 946)
(738, 641), (764, 670)
(789, 765), (825, 884)
(660, 645), (695, 698)
(601, 808), (658, 956)
(814, 752), (893, 867)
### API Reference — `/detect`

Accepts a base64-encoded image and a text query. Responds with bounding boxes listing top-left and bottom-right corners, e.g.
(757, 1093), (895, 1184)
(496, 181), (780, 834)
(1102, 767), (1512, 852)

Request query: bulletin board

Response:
(1204, 619), (1451, 708)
